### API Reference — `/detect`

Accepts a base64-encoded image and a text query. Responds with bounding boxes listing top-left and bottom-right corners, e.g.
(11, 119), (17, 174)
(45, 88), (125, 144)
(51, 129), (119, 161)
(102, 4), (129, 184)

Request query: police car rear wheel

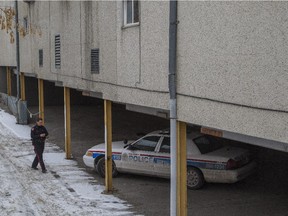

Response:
(96, 157), (118, 178)
(187, 167), (204, 190)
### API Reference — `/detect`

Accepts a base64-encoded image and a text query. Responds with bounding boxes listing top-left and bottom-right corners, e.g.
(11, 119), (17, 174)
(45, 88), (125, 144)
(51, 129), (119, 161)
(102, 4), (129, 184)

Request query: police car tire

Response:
(96, 157), (119, 178)
(187, 167), (204, 190)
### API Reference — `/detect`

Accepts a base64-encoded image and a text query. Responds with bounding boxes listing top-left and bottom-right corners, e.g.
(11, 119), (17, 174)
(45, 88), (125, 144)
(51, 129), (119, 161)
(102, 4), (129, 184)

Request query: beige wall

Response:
(0, 1), (16, 67)
(115, 0), (170, 109)
(18, 1), (170, 109)
(18, 2), (31, 73)
(177, 1), (288, 143)
(0, 1), (286, 144)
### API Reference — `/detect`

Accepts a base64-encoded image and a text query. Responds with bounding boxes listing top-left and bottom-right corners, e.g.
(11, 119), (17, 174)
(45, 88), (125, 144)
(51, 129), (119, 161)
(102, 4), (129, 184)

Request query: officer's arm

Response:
(44, 127), (49, 137)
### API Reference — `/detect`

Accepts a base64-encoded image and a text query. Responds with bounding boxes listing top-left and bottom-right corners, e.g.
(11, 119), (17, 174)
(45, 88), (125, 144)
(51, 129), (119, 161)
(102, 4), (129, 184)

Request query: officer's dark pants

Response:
(32, 143), (46, 171)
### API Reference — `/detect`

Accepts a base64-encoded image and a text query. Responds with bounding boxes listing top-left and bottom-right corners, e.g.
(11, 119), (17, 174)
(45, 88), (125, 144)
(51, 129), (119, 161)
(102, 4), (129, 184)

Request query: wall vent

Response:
(23, 0), (35, 3)
(39, 49), (43, 67)
(91, 48), (99, 74)
(23, 17), (29, 33)
(55, 35), (61, 69)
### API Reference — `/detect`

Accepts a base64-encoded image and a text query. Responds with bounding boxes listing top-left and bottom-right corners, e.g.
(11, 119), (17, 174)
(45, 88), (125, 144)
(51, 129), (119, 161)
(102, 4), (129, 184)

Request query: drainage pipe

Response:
(169, 1), (178, 215)
(15, 0), (20, 100)
(15, 0), (21, 123)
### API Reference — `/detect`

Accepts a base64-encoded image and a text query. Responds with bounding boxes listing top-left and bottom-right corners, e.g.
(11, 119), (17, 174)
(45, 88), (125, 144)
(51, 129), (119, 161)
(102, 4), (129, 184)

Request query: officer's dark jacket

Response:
(31, 125), (48, 145)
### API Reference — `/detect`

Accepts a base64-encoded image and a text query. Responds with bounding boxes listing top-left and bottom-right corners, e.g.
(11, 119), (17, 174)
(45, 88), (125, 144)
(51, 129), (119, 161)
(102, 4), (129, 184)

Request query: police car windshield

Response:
(193, 136), (223, 154)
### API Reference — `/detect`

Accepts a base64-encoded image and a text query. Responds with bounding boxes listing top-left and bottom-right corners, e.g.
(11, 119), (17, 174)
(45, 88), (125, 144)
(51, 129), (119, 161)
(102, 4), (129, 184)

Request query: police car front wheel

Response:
(96, 157), (119, 178)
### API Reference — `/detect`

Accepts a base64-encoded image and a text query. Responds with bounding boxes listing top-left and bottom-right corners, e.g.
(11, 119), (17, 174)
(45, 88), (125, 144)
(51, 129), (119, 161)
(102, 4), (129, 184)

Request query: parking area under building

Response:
(1, 75), (288, 216)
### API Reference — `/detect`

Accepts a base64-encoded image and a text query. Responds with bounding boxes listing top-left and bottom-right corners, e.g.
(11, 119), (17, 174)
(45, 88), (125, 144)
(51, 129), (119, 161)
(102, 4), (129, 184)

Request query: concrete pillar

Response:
(38, 79), (44, 123)
(64, 86), (72, 159)
(177, 121), (187, 216)
(20, 72), (25, 101)
(104, 100), (113, 192)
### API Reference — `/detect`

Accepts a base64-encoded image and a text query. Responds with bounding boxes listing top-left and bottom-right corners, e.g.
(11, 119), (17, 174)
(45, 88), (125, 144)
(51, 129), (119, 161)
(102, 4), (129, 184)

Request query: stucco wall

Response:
(19, 1), (169, 110)
(177, 1), (288, 112)
(18, 2), (31, 73)
(114, 0), (170, 109)
(1, 1), (286, 144)
(0, 1), (16, 67)
(177, 1), (288, 143)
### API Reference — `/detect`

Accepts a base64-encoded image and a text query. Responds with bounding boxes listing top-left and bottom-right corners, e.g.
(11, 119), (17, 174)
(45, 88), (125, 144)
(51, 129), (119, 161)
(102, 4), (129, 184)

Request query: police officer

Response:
(31, 117), (48, 173)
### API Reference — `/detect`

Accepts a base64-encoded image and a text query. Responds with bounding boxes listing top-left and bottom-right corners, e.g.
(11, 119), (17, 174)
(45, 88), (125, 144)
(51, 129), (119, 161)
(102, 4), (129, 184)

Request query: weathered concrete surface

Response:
(0, 1), (16, 67)
(1, 1), (286, 146)
(177, 1), (288, 144)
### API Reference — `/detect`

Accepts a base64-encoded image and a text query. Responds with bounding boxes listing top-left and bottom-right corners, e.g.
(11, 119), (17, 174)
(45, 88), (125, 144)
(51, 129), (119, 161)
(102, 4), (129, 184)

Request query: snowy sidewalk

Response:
(0, 109), (134, 216)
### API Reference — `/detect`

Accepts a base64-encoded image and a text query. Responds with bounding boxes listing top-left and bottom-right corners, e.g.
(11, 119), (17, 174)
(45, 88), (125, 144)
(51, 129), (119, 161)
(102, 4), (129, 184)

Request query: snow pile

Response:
(0, 108), (135, 216)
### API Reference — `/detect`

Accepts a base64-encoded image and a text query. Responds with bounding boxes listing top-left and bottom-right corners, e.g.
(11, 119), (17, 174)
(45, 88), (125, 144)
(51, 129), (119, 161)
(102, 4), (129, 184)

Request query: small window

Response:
(132, 136), (160, 152)
(123, 0), (139, 25)
(55, 34), (61, 69)
(159, 137), (170, 153)
(39, 49), (43, 67)
(91, 48), (99, 74)
(23, 17), (29, 33)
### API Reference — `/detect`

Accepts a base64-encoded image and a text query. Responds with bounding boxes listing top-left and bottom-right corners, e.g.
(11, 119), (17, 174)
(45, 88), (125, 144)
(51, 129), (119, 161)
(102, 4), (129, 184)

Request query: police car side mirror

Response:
(123, 139), (128, 144)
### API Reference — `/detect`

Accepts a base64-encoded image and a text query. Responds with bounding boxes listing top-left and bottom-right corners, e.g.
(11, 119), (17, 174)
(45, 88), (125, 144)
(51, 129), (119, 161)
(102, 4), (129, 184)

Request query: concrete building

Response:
(0, 1), (287, 150)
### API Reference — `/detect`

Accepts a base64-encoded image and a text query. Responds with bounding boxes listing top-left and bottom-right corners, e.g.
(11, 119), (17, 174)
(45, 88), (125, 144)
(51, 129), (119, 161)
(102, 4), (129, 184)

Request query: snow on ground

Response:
(0, 109), (30, 139)
(0, 109), (135, 216)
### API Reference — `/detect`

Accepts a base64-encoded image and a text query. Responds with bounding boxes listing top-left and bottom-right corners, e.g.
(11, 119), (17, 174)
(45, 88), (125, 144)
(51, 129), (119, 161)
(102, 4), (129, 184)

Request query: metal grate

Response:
(39, 49), (43, 67)
(55, 35), (61, 69)
(91, 48), (99, 74)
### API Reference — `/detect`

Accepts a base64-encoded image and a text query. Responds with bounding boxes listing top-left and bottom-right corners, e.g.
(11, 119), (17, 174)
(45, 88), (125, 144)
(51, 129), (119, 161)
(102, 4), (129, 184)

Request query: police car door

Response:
(121, 135), (161, 176)
(154, 136), (171, 178)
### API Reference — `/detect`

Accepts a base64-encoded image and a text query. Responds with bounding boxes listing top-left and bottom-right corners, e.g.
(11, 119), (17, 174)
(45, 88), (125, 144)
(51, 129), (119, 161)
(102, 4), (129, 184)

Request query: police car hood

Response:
(89, 141), (135, 152)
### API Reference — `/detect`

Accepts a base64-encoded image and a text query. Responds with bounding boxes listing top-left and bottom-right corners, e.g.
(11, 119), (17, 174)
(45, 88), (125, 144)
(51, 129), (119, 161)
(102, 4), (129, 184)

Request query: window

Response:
(55, 34), (61, 69)
(193, 136), (223, 154)
(39, 49), (43, 67)
(91, 48), (100, 74)
(123, 0), (139, 25)
(23, 17), (29, 33)
(159, 137), (170, 153)
(131, 136), (160, 151)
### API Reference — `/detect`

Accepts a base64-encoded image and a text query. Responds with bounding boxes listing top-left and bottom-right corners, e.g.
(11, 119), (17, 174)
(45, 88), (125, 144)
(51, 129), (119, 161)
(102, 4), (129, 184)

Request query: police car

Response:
(83, 130), (256, 189)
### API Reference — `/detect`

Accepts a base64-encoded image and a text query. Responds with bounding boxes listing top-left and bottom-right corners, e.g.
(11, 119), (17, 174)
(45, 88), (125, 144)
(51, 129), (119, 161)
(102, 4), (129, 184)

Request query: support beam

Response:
(177, 121), (187, 216)
(38, 79), (44, 123)
(20, 72), (25, 101)
(6, 67), (11, 96)
(64, 87), (72, 159)
(104, 100), (113, 192)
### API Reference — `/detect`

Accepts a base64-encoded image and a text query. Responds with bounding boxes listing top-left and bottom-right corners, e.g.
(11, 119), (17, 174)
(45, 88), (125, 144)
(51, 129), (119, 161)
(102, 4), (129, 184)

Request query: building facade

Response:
(0, 1), (287, 148)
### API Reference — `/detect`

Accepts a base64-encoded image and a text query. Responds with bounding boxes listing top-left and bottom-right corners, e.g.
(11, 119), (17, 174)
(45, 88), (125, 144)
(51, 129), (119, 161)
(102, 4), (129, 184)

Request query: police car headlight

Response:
(86, 151), (93, 157)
